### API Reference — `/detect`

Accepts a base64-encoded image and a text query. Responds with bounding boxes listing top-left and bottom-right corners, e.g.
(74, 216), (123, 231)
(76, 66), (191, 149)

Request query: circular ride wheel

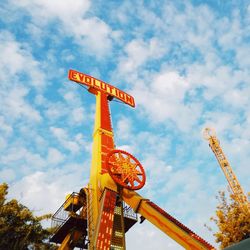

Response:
(106, 149), (146, 190)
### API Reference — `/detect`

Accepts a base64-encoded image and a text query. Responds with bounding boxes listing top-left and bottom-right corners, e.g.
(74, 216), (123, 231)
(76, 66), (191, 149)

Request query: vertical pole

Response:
(88, 91), (118, 248)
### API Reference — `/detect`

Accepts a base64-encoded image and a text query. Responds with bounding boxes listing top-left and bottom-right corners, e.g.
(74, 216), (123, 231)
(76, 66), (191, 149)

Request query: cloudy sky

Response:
(1, 0), (250, 249)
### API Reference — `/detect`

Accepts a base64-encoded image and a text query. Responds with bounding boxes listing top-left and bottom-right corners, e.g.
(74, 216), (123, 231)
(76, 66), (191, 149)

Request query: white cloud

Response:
(11, 0), (114, 57)
(1, 86), (42, 122)
(1, 147), (46, 169)
(0, 30), (46, 88)
(223, 88), (249, 107)
(116, 116), (132, 140)
(113, 1), (250, 134)
(69, 17), (113, 57)
(56, 86), (93, 125)
(8, 166), (88, 215)
(217, 12), (243, 50)
(50, 127), (67, 140)
(116, 144), (135, 153)
(0, 136), (7, 151)
(0, 168), (16, 182)
(25, 23), (43, 44)
(11, 0), (91, 23)
(236, 45), (250, 69)
(47, 147), (65, 165)
(119, 38), (166, 72)
(50, 126), (84, 154)
(44, 102), (68, 121)
(126, 220), (183, 250)
(152, 72), (189, 98)
(0, 33), (27, 76)
(132, 70), (202, 131)
(71, 107), (85, 123)
(202, 111), (235, 135)
(0, 116), (13, 135)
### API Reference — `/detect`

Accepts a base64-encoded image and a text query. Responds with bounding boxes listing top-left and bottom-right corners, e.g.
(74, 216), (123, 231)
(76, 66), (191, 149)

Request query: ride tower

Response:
(50, 69), (215, 250)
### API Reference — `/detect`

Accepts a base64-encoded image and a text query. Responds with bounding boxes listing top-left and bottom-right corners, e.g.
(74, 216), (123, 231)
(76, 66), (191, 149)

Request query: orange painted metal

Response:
(121, 188), (216, 250)
(106, 149), (146, 190)
(96, 190), (117, 250)
(100, 93), (113, 131)
(100, 92), (115, 174)
(68, 69), (135, 107)
(144, 201), (215, 250)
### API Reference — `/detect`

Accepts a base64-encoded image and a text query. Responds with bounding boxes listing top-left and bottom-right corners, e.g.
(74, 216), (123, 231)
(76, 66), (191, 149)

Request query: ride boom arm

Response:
(122, 189), (215, 250)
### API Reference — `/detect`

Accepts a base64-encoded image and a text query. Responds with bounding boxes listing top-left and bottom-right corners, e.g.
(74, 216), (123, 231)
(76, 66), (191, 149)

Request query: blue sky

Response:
(1, 0), (250, 249)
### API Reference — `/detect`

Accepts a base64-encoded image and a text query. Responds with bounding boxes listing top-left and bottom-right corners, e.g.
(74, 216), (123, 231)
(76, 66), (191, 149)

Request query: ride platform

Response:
(50, 192), (88, 249)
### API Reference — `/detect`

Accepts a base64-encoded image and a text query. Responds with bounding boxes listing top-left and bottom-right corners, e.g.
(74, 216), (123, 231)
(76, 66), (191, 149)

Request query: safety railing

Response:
(51, 192), (85, 232)
(123, 202), (137, 221)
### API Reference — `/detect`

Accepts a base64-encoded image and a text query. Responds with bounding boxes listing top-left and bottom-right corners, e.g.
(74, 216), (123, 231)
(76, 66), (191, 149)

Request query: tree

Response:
(210, 190), (250, 249)
(0, 183), (57, 250)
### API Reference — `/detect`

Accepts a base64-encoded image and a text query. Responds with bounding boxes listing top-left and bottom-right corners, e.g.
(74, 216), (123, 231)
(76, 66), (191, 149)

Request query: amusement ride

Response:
(50, 69), (215, 250)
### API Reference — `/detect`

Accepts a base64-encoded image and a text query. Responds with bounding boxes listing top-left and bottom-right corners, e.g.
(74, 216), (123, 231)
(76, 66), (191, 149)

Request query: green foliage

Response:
(0, 183), (57, 250)
(210, 191), (250, 249)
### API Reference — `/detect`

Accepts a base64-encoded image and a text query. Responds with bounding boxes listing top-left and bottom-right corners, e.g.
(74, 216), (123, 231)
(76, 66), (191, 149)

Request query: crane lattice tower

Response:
(203, 127), (249, 211)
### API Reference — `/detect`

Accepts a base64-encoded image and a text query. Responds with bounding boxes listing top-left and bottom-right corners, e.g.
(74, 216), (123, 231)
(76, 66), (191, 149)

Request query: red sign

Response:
(68, 69), (135, 108)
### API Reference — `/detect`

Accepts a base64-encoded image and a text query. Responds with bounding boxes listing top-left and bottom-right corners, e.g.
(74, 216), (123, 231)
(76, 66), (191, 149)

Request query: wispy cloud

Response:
(0, 31), (46, 88)
(9, 0), (115, 57)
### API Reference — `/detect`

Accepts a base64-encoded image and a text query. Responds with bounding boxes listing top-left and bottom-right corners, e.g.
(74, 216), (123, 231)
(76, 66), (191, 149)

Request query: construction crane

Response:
(50, 69), (215, 250)
(203, 127), (249, 211)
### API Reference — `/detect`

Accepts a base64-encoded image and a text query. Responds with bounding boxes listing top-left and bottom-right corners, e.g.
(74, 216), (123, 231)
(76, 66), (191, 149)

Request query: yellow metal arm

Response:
(121, 189), (215, 250)
(58, 231), (82, 250)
